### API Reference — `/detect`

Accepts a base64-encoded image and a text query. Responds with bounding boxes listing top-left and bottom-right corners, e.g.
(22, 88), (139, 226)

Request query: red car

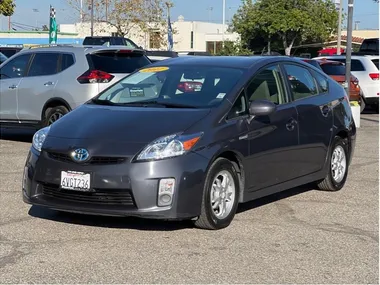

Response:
(301, 58), (363, 110)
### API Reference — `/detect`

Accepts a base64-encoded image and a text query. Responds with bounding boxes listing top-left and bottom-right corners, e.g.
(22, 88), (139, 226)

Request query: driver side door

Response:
(0, 53), (32, 121)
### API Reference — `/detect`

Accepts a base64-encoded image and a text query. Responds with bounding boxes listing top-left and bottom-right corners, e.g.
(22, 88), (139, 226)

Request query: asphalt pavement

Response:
(0, 110), (378, 284)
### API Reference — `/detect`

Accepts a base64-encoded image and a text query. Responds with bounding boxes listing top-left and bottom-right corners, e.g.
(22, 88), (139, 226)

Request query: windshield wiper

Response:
(90, 98), (121, 106)
(120, 100), (198, 108)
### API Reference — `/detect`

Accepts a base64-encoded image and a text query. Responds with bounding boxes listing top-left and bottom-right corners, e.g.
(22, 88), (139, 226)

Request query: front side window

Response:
(283, 64), (318, 100)
(0, 53), (31, 79)
(27, 53), (60, 77)
(94, 65), (244, 108)
(246, 65), (287, 105)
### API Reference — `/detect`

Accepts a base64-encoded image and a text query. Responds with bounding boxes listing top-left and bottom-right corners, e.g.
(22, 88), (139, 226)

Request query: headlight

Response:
(32, 126), (50, 152)
(136, 132), (203, 161)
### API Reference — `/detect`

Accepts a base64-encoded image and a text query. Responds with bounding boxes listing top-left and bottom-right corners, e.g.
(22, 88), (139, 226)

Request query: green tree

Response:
(216, 40), (252, 56)
(0, 0), (15, 17)
(231, 0), (339, 55)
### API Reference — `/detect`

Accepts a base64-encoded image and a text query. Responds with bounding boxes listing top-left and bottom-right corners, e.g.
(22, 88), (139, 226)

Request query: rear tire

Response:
(43, 105), (69, 127)
(194, 158), (240, 230)
(317, 136), (349, 191)
(360, 100), (366, 113)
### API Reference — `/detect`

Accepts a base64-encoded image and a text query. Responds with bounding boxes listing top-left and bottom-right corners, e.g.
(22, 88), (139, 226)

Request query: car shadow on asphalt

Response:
(27, 184), (315, 231)
(0, 128), (34, 143)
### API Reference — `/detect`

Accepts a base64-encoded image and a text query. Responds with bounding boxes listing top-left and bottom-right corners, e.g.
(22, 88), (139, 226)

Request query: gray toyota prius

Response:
(22, 56), (356, 230)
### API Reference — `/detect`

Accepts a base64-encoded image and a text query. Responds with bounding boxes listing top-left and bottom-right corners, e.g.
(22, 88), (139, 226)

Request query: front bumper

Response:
(22, 148), (209, 220)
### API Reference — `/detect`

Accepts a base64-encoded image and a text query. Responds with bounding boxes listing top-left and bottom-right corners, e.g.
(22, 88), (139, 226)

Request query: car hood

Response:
(47, 103), (210, 143)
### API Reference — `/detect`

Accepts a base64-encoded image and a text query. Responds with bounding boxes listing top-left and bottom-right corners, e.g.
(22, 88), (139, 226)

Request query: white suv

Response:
(313, 55), (379, 112)
(0, 45), (151, 130)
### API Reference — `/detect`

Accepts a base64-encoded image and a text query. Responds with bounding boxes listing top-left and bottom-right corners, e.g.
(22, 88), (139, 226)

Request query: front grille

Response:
(47, 152), (126, 165)
(42, 184), (135, 206)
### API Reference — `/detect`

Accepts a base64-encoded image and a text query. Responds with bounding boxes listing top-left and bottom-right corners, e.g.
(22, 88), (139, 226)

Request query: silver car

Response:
(0, 45), (152, 129)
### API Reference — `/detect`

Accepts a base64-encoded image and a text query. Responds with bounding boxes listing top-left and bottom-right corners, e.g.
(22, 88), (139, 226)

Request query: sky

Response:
(0, 0), (379, 31)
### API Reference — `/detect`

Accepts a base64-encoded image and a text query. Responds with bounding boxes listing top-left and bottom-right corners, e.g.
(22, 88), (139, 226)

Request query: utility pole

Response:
(222, 0), (225, 46)
(345, 0), (354, 96)
(80, 0), (83, 22)
(90, 0), (94, 36)
(337, 0), (343, 55)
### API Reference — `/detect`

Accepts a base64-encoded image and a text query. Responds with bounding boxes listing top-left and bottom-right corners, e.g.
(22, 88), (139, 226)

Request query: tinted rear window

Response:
(329, 58), (365, 71)
(321, 63), (346, 75)
(371, 59), (379, 69)
(87, 52), (151, 73)
(83, 37), (112, 45)
(360, 39), (379, 52)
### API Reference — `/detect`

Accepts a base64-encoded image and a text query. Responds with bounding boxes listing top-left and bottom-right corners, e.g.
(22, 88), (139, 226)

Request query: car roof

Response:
(147, 55), (294, 69)
(314, 55), (379, 60)
(18, 44), (144, 54)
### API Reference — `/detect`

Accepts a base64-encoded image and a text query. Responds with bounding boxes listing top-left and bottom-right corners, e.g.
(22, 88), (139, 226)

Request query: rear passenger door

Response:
(282, 63), (333, 177)
(17, 52), (61, 122)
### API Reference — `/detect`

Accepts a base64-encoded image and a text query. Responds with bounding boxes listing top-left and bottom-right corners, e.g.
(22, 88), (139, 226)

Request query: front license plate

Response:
(60, 171), (91, 191)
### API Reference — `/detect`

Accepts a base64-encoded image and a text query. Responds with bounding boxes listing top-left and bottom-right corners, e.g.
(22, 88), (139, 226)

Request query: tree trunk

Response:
(282, 36), (297, 56)
(267, 39), (271, 54)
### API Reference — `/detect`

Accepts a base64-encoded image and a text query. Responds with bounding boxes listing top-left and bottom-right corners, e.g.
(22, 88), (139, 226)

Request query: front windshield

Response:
(94, 65), (244, 108)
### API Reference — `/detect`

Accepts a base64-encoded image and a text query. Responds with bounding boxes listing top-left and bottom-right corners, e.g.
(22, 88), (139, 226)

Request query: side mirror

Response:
(249, 100), (276, 116)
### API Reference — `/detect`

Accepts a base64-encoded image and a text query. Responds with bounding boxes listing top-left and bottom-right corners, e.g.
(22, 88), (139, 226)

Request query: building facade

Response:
(0, 16), (239, 54)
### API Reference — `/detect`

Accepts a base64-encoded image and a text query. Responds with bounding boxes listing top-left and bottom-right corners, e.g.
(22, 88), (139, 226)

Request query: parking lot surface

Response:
(0, 112), (378, 284)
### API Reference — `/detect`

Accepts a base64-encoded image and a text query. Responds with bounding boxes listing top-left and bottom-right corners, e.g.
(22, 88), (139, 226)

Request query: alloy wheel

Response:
(210, 170), (236, 220)
(331, 145), (347, 183)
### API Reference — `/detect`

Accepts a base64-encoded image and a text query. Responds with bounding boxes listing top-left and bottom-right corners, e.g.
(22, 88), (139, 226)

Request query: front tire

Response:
(43, 105), (69, 127)
(194, 158), (240, 230)
(317, 136), (349, 191)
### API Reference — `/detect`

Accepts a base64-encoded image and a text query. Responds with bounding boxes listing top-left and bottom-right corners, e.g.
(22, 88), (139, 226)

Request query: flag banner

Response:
(49, 6), (58, 44)
(168, 15), (173, 51)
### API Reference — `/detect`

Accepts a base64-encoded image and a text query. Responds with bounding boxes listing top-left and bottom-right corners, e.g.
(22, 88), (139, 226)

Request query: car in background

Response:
(145, 50), (179, 63)
(358, 38), (379, 56)
(0, 52), (7, 64)
(300, 58), (363, 111)
(0, 44), (23, 57)
(178, 51), (212, 56)
(313, 55), (379, 112)
(0, 45), (151, 130)
(23, 56), (356, 230)
(83, 36), (141, 49)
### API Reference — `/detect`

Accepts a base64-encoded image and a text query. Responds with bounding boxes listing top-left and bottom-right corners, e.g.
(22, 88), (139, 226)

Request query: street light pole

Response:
(345, 0), (354, 96)
(337, 0), (343, 55)
(90, 0), (94, 36)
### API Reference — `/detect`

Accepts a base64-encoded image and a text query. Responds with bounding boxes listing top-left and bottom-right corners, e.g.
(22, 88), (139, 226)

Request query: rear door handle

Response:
(286, 118), (297, 131)
(44, 81), (54, 86)
(8, 84), (17, 89)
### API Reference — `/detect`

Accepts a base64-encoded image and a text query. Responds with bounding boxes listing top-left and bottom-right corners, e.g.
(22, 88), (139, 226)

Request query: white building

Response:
(59, 15), (240, 53)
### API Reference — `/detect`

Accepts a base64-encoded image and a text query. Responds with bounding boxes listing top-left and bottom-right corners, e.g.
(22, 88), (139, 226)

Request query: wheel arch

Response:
(205, 149), (246, 203)
(41, 98), (72, 120)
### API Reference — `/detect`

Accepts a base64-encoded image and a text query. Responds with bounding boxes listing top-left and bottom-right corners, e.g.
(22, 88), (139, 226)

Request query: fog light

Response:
(158, 178), (175, 207)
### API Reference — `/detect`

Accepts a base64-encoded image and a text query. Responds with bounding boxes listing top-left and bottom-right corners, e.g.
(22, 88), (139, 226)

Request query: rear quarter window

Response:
(86, 52), (151, 73)
(371, 59), (379, 70)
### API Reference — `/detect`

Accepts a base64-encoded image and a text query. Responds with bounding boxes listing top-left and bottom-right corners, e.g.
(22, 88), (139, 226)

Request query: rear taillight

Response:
(369, 73), (379, 80)
(77, 70), (114, 84)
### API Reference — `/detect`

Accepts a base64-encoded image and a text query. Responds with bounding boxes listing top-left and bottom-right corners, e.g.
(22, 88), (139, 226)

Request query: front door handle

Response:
(8, 84), (17, 89)
(44, 81), (54, 86)
(286, 118), (297, 131)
